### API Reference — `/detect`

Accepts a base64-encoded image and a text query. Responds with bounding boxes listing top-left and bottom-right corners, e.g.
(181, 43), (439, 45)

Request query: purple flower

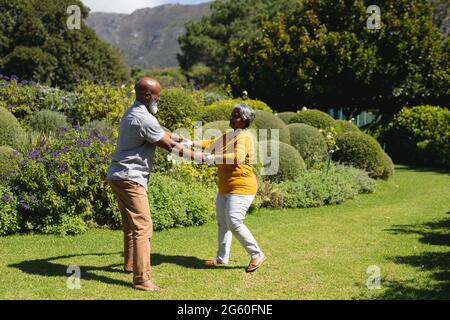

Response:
(20, 203), (30, 210)
(63, 145), (71, 152)
(77, 139), (89, 147)
(73, 124), (81, 131)
(2, 194), (11, 202)
(51, 151), (62, 159)
(94, 155), (99, 162)
(13, 186), (19, 192)
(98, 135), (108, 143)
(28, 150), (41, 160)
(20, 159), (29, 168)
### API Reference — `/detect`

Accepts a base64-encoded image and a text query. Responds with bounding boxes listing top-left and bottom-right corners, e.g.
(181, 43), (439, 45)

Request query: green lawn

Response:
(0, 166), (449, 300)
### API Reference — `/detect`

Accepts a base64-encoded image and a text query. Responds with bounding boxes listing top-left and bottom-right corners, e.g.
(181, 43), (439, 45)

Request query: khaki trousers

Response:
(108, 179), (153, 284)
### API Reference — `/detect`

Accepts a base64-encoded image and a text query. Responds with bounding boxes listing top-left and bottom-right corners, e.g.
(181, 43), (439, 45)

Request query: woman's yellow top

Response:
(200, 129), (257, 195)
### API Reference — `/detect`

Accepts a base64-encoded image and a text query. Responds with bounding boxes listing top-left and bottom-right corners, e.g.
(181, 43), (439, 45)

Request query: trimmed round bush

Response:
(289, 109), (335, 129)
(288, 123), (327, 168)
(158, 87), (202, 130)
(202, 121), (231, 135)
(277, 112), (297, 124)
(0, 108), (26, 149)
(260, 140), (306, 182)
(334, 131), (385, 178)
(254, 110), (290, 144)
(0, 184), (21, 236)
(0, 146), (22, 181)
(202, 99), (272, 123)
(383, 105), (450, 168)
(26, 109), (69, 134)
(333, 120), (359, 133)
(381, 152), (395, 180)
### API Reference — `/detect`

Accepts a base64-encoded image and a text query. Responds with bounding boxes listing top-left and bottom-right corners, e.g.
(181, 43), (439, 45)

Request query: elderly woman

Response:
(185, 104), (266, 272)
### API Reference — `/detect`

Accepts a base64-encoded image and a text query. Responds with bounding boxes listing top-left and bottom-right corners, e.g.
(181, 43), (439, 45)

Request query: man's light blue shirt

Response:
(107, 100), (165, 190)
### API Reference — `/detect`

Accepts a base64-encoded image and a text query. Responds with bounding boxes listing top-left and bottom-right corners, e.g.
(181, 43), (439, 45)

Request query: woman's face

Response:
(230, 109), (246, 130)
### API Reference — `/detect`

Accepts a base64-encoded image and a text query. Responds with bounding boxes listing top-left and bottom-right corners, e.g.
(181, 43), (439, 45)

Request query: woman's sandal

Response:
(246, 254), (267, 273)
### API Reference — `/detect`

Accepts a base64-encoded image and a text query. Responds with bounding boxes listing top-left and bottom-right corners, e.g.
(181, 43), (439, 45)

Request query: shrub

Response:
(0, 78), (40, 119)
(157, 87), (202, 131)
(84, 120), (119, 141)
(0, 146), (22, 182)
(276, 112), (297, 124)
(334, 131), (385, 178)
(277, 165), (376, 208)
(333, 120), (360, 133)
(0, 108), (26, 150)
(202, 99), (272, 123)
(288, 123), (327, 168)
(204, 92), (229, 106)
(148, 173), (215, 231)
(382, 105), (450, 168)
(289, 109), (335, 129)
(0, 184), (21, 236)
(260, 140), (306, 182)
(11, 128), (120, 235)
(202, 121), (232, 135)
(70, 81), (135, 125)
(381, 153), (395, 180)
(35, 85), (78, 114)
(254, 110), (290, 144)
(25, 109), (69, 134)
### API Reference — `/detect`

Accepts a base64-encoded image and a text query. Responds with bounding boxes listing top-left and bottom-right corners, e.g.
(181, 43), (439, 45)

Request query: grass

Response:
(0, 165), (449, 300)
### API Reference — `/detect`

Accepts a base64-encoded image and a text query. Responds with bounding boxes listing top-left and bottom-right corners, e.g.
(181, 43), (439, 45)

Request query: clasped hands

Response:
(171, 133), (215, 165)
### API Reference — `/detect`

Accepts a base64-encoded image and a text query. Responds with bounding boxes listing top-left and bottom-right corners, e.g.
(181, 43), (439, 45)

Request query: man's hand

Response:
(170, 133), (186, 143)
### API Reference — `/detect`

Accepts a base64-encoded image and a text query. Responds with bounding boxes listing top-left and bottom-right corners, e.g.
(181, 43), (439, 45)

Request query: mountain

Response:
(86, 3), (212, 69)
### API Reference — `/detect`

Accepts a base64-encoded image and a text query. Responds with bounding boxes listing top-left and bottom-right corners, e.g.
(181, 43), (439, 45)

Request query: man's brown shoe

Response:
(133, 280), (162, 291)
(246, 254), (266, 273)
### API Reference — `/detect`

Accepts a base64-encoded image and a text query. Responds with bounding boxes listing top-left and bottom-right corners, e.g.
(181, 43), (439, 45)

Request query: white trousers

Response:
(215, 192), (263, 264)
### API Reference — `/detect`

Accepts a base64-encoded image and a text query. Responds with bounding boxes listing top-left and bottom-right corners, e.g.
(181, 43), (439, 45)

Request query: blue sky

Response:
(81, 0), (212, 14)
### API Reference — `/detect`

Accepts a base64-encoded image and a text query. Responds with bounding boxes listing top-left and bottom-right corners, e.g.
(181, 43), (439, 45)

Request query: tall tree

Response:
(229, 0), (449, 115)
(177, 0), (297, 86)
(0, 0), (129, 89)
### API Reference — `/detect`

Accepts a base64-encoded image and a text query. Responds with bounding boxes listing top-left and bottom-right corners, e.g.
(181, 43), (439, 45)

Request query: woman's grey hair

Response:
(233, 103), (256, 128)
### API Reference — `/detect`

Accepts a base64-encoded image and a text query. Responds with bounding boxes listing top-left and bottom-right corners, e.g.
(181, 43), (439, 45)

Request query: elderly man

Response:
(107, 77), (203, 291)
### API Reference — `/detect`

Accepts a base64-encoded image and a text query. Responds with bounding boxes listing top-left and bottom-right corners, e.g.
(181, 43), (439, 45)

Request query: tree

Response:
(0, 0), (129, 89)
(229, 0), (449, 116)
(177, 0), (297, 86)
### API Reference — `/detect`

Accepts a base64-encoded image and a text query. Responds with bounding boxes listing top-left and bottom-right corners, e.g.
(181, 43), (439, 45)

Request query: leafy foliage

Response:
(11, 128), (120, 235)
(260, 140), (306, 182)
(276, 112), (297, 124)
(25, 109), (69, 134)
(0, 107), (26, 150)
(229, 0), (449, 114)
(334, 131), (385, 178)
(288, 123), (327, 168)
(0, 184), (21, 236)
(0, 0), (129, 89)
(381, 105), (450, 167)
(289, 109), (335, 129)
(148, 172), (215, 231)
(0, 146), (23, 182)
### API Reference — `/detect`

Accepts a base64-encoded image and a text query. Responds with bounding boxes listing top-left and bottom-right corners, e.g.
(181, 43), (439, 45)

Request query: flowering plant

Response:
(10, 127), (120, 235)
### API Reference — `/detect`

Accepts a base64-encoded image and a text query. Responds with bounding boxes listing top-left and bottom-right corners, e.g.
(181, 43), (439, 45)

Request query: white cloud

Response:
(81, 0), (210, 14)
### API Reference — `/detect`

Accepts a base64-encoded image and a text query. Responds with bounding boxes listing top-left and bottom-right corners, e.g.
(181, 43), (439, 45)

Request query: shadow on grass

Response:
(394, 165), (450, 175)
(379, 212), (450, 299)
(9, 252), (242, 288)
(151, 253), (242, 270)
(9, 252), (131, 288)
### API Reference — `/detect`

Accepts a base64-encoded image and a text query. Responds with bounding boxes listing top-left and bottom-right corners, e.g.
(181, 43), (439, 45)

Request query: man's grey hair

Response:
(233, 103), (256, 128)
